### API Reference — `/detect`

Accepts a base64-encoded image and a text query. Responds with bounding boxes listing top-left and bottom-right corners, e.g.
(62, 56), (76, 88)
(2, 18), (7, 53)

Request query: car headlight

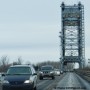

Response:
(24, 80), (33, 84)
(39, 71), (43, 74)
(3, 80), (9, 84)
(50, 71), (53, 74)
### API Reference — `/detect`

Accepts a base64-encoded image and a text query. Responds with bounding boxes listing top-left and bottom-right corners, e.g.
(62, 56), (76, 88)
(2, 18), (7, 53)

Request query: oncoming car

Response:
(39, 65), (55, 80)
(2, 65), (37, 90)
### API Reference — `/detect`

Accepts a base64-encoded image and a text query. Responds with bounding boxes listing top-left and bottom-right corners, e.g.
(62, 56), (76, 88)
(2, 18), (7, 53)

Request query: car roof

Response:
(41, 65), (53, 68)
(10, 65), (33, 68)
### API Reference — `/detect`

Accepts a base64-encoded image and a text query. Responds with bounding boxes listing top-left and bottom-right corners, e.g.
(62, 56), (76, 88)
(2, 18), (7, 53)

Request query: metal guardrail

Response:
(75, 69), (90, 82)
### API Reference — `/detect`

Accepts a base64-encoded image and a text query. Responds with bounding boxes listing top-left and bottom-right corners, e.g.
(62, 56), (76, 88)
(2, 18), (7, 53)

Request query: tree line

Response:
(0, 56), (61, 72)
(0, 56), (82, 72)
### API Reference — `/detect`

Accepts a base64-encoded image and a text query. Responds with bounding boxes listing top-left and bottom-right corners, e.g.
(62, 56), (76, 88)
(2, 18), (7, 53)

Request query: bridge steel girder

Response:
(60, 2), (85, 70)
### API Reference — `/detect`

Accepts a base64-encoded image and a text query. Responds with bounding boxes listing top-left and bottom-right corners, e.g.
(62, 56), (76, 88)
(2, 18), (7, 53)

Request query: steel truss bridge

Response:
(60, 2), (85, 70)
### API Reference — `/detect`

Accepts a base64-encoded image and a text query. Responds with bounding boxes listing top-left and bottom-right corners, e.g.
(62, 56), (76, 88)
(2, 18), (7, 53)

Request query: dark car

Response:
(39, 65), (55, 80)
(2, 65), (37, 90)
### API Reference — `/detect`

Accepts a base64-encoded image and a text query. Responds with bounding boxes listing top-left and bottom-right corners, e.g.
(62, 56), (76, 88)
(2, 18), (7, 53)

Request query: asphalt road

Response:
(53, 72), (90, 90)
(0, 74), (65, 90)
(0, 73), (90, 90)
(37, 74), (65, 90)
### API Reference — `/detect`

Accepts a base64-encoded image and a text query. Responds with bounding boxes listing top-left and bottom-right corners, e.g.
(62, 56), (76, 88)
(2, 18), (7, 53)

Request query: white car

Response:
(54, 69), (60, 76)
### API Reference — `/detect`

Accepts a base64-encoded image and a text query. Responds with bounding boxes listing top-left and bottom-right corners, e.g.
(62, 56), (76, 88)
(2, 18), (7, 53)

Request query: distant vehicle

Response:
(60, 70), (63, 74)
(2, 65), (37, 90)
(39, 65), (55, 80)
(54, 69), (60, 76)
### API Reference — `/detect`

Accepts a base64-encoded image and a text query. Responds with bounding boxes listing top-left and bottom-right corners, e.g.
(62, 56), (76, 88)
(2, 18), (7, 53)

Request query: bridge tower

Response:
(60, 2), (85, 70)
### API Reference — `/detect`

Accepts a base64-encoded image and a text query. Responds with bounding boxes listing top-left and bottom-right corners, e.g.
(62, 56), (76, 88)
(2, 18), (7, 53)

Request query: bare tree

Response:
(12, 57), (23, 65)
(0, 56), (9, 66)
(17, 56), (23, 65)
(0, 56), (10, 72)
(37, 61), (61, 70)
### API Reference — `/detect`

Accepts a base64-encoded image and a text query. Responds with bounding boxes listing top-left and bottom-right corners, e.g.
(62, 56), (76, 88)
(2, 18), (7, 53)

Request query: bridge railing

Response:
(75, 69), (90, 82)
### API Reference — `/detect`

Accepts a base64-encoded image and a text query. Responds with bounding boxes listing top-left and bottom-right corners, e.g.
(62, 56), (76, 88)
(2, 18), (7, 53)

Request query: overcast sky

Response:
(0, 0), (90, 64)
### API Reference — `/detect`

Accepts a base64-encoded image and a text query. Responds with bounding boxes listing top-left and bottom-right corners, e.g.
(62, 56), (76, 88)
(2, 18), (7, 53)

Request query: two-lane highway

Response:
(0, 72), (90, 90)
(0, 75), (65, 90)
